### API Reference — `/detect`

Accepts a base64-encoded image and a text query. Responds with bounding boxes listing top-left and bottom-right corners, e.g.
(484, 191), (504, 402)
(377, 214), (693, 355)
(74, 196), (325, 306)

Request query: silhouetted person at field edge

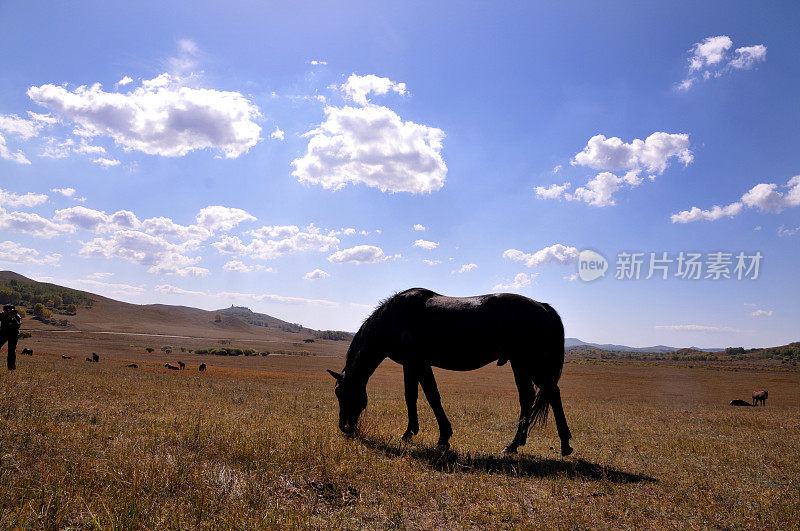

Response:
(1, 304), (22, 371)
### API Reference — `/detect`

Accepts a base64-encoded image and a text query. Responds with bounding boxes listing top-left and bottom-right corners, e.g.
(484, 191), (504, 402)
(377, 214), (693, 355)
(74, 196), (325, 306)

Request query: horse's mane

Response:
(344, 288), (435, 373)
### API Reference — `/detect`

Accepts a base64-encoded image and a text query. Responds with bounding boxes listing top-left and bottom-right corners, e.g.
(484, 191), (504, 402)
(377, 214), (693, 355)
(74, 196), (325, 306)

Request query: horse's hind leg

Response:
(418, 365), (452, 449)
(503, 361), (535, 454)
(550, 386), (573, 456)
(402, 365), (419, 441)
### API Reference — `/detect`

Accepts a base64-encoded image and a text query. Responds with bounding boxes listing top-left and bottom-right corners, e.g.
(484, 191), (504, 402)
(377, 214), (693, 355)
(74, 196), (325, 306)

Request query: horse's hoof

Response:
(502, 445), (517, 455)
(401, 432), (413, 442)
(436, 441), (450, 451)
(561, 445), (573, 457)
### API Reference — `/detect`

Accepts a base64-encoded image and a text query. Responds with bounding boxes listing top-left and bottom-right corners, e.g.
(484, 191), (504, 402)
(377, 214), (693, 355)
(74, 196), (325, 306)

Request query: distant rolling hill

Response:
(0, 270), (351, 342)
(564, 337), (721, 353)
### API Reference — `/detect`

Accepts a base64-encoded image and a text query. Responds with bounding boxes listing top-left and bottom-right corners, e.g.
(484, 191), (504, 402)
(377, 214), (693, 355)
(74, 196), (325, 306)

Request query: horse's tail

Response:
(529, 303), (565, 428)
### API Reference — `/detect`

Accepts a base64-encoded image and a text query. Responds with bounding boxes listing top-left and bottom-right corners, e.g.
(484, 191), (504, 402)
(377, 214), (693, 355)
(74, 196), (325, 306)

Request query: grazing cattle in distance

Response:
(92, 353), (100, 362)
(125, 363), (138, 368)
(165, 363), (180, 370)
(730, 399), (752, 407)
(21, 348), (33, 356)
(178, 361), (185, 370)
(752, 390), (768, 406)
(61, 355), (72, 359)
(199, 363), (206, 372)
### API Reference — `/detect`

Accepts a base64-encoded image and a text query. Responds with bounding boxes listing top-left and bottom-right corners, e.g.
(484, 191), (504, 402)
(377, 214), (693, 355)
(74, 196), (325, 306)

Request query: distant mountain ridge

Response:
(564, 337), (722, 353)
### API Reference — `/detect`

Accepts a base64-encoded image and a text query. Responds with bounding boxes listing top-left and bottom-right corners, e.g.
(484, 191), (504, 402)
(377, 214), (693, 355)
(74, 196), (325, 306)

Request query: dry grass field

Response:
(1, 339), (798, 529)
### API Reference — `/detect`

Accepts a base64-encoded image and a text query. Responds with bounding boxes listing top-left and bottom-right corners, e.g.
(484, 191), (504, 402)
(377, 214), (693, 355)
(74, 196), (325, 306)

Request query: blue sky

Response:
(0, 1), (797, 348)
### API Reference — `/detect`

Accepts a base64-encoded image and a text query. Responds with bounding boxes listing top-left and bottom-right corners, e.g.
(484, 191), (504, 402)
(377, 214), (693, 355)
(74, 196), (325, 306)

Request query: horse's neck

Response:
(346, 350), (385, 386)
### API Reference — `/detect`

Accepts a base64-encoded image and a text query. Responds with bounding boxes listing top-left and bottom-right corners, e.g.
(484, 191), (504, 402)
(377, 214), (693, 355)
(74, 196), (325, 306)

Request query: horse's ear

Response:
(327, 369), (344, 381)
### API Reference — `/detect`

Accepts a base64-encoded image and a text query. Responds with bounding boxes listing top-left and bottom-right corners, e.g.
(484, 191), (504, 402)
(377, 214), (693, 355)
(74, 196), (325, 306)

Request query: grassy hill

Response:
(0, 270), (322, 341)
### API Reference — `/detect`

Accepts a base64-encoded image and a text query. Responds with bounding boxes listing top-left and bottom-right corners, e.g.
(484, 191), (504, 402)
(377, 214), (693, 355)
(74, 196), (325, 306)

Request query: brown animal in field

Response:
(20, 348), (33, 356)
(199, 363), (206, 372)
(61, 355), (72, 359)
(92, 353), (99, 362)
(178, 361), (185, 370)
(165, 363), (180, 370)
(125, 363), (138, 368)
(730, 399), (752, 407)
(752, 390), (768, 406)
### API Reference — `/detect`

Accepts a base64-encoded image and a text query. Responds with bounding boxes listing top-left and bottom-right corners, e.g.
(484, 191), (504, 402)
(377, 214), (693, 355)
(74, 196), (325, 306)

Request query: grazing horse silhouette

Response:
(752, 390), (768, 406)
(125, 363), (138, 368)
(20, 348), (33, 356)
(178, 361), (185, 370)
(165, 363), (180, 370)
(198, 363), (206, 372)
(92, 353), (99, 362)
(327, 288), (573, 455)
(61, 355), (71, 359)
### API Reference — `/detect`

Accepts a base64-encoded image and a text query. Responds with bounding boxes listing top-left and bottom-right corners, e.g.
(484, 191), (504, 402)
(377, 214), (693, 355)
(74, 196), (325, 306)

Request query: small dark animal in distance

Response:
(729, 399), (752, 407)
(85, 357), (92, 362)
(199, 363), (206, 371)
(178, 361), (185, 370)
(303, 338), (315, 343)
(165, 363), (180, 370)
(92, 353), (99, 362)
(20, 348), (33, 355)
(125, 363), (138, 368)
(752, 390), (768, 406)
(61, 355), (72, 359)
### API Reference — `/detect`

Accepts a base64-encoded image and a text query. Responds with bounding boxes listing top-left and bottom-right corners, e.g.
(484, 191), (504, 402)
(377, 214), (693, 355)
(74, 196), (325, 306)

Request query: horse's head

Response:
(328, 369), (367, 435)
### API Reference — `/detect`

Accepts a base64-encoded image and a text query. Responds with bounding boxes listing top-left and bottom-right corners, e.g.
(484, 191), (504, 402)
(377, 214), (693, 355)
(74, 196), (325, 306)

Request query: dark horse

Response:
(752, 390), (768, 406)
(327, 288), (573, 456)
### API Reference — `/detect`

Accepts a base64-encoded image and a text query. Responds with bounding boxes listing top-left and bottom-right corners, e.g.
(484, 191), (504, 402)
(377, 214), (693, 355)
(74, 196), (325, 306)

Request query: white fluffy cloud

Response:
(452, 263), (477, 274)
(328, 245), (387, 264)
(678, 36), (766, 90)
(535, 183), (571, 200)
(0, 134), (30, 165)
(292, 75), (446, 194)
(493, 273), (536, 291)
(28, 73), (261, 159)
(78, 230), (208, 277)
(672, 175), (800, 223)
(670, 203), (743, 223)
(341, 74), (407, 106)
(53, 206), (141, 233)
(502, 244), (579, 267)
(0, 208), (74, 238)
(538, 132), (692, 207)
(0, 240), (60, 264)
(195, 205), (256, 232)
(0, 188), (48, 208)
(413, 239), (439, 250)
(750, 309), (773, 317)
(222, 260), (272, 273)
(413, 223), (426, 231)
(729, 45), (768, 70)
(51, 187), (76, 197)
(269, 126), (285, 141)
(213, 224), (339, 260)
(571, 133), (693, 176)
(303, 268), (330, 281)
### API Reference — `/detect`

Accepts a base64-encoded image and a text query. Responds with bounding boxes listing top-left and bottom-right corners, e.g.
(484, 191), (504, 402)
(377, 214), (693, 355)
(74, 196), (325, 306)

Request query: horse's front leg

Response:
(419, 365), (452, 449)
(402, 365), (419, 441)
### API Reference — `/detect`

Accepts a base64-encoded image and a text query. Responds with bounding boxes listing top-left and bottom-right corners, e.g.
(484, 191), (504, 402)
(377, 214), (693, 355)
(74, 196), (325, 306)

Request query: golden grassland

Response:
(0, 345), (798, 529)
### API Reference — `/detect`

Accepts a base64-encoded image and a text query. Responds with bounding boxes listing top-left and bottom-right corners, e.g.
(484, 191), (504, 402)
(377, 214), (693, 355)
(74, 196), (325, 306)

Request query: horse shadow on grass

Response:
(358, 436), (656, 484)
